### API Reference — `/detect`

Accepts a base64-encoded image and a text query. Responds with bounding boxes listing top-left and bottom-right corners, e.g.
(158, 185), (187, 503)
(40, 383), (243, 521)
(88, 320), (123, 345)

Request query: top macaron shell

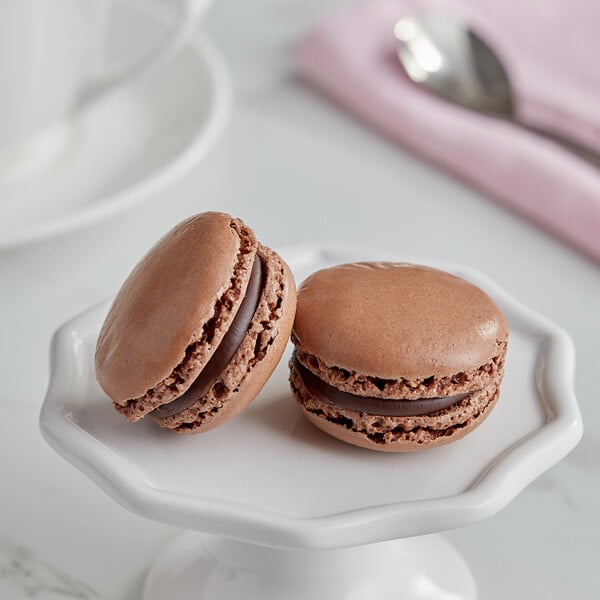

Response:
(96, 212), (255, 403)
(293, 262), (508, 380)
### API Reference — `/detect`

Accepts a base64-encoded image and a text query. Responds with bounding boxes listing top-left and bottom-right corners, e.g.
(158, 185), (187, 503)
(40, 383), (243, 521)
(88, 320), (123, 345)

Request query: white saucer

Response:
(40, 245), (582, 552)
(0, 1), (230, 250)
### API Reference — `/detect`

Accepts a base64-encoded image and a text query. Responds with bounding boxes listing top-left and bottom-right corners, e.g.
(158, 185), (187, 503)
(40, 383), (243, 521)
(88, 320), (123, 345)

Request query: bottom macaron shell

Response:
(290, 371), (502, 452)
(152, 247), (296, 434)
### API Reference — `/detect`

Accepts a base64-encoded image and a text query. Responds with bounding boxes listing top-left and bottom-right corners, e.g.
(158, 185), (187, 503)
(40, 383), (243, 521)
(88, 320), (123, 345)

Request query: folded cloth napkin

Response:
(295, 0), (600, 263)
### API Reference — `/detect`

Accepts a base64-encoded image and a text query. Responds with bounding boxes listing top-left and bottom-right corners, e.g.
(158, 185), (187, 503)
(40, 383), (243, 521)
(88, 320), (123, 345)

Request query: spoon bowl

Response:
(394, 15), (514, 117)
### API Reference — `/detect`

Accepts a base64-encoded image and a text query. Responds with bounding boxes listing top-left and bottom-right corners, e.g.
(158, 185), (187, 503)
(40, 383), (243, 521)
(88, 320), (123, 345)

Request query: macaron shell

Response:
(293, 262), (509, 380)
(96, 212), (256, 405)
(153, 246), (297, 433)
(298, 392), (500, 452)
(290, 362), (503, 452)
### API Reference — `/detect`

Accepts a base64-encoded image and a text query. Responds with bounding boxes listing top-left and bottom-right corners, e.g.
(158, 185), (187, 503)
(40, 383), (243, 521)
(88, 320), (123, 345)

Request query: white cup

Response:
(0, 0), (209, 179)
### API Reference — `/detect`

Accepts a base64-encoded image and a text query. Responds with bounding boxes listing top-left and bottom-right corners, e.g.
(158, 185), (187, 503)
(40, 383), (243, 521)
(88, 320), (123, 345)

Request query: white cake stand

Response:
(40, 245), (582, 600)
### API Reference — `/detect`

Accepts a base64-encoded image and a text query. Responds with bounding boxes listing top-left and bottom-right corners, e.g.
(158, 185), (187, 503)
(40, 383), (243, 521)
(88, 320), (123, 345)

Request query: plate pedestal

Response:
(143, 532), (476, 600)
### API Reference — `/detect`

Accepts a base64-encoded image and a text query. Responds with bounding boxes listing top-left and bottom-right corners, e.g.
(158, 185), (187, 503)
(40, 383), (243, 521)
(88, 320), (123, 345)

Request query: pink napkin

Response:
(295, 0), (600, 263)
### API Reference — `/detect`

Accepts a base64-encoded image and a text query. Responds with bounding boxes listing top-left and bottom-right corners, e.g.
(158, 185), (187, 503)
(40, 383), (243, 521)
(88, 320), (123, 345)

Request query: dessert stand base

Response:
(40, 247), (582, 600)
(143, 532), (476, 600)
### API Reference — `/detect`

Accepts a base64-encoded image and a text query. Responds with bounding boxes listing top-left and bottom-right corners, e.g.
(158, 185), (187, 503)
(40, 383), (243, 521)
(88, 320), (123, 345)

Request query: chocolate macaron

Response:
(95, 212), (296, 433)
(289, 262), (508, 451)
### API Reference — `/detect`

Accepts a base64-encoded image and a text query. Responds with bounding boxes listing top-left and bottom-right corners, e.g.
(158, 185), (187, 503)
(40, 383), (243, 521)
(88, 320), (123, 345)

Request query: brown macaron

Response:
(95, 212), (296, 434)
(289, 262), (509, 452)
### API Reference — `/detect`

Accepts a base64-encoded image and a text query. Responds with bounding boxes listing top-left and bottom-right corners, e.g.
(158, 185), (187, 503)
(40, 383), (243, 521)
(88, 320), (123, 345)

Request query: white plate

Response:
(0, 1), (230, 250)
(40, 245), (582, 550)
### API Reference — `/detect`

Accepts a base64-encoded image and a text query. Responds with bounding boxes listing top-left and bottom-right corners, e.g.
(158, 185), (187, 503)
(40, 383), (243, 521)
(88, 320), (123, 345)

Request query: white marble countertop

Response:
(1, 1), (598, 598)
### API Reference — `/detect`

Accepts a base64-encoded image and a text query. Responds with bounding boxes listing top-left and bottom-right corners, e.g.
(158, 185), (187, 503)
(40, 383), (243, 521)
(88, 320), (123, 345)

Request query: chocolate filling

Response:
(150, 257), (264, 419)
(292, 354), (473, 417)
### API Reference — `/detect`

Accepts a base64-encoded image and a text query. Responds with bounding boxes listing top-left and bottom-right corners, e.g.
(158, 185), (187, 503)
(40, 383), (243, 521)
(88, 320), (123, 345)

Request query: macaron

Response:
(95, 212), (296, 434)
(289, 262), (509, 451)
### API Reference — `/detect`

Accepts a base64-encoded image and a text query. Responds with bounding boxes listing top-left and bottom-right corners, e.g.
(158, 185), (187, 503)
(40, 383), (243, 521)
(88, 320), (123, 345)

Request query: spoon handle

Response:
(525, 124), (600, 167)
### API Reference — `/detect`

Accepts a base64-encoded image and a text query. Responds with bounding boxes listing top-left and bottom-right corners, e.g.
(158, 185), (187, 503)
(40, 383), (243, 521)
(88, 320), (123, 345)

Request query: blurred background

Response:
(0, 0), (598, 598)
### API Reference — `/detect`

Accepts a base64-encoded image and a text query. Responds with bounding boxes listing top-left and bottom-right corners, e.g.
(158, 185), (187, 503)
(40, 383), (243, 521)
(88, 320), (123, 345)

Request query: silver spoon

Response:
(394, 15), (600, 165)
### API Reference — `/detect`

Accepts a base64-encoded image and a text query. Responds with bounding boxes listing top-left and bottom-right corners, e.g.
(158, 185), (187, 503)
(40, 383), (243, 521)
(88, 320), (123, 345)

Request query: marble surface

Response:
(0, 0), (598, 598)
